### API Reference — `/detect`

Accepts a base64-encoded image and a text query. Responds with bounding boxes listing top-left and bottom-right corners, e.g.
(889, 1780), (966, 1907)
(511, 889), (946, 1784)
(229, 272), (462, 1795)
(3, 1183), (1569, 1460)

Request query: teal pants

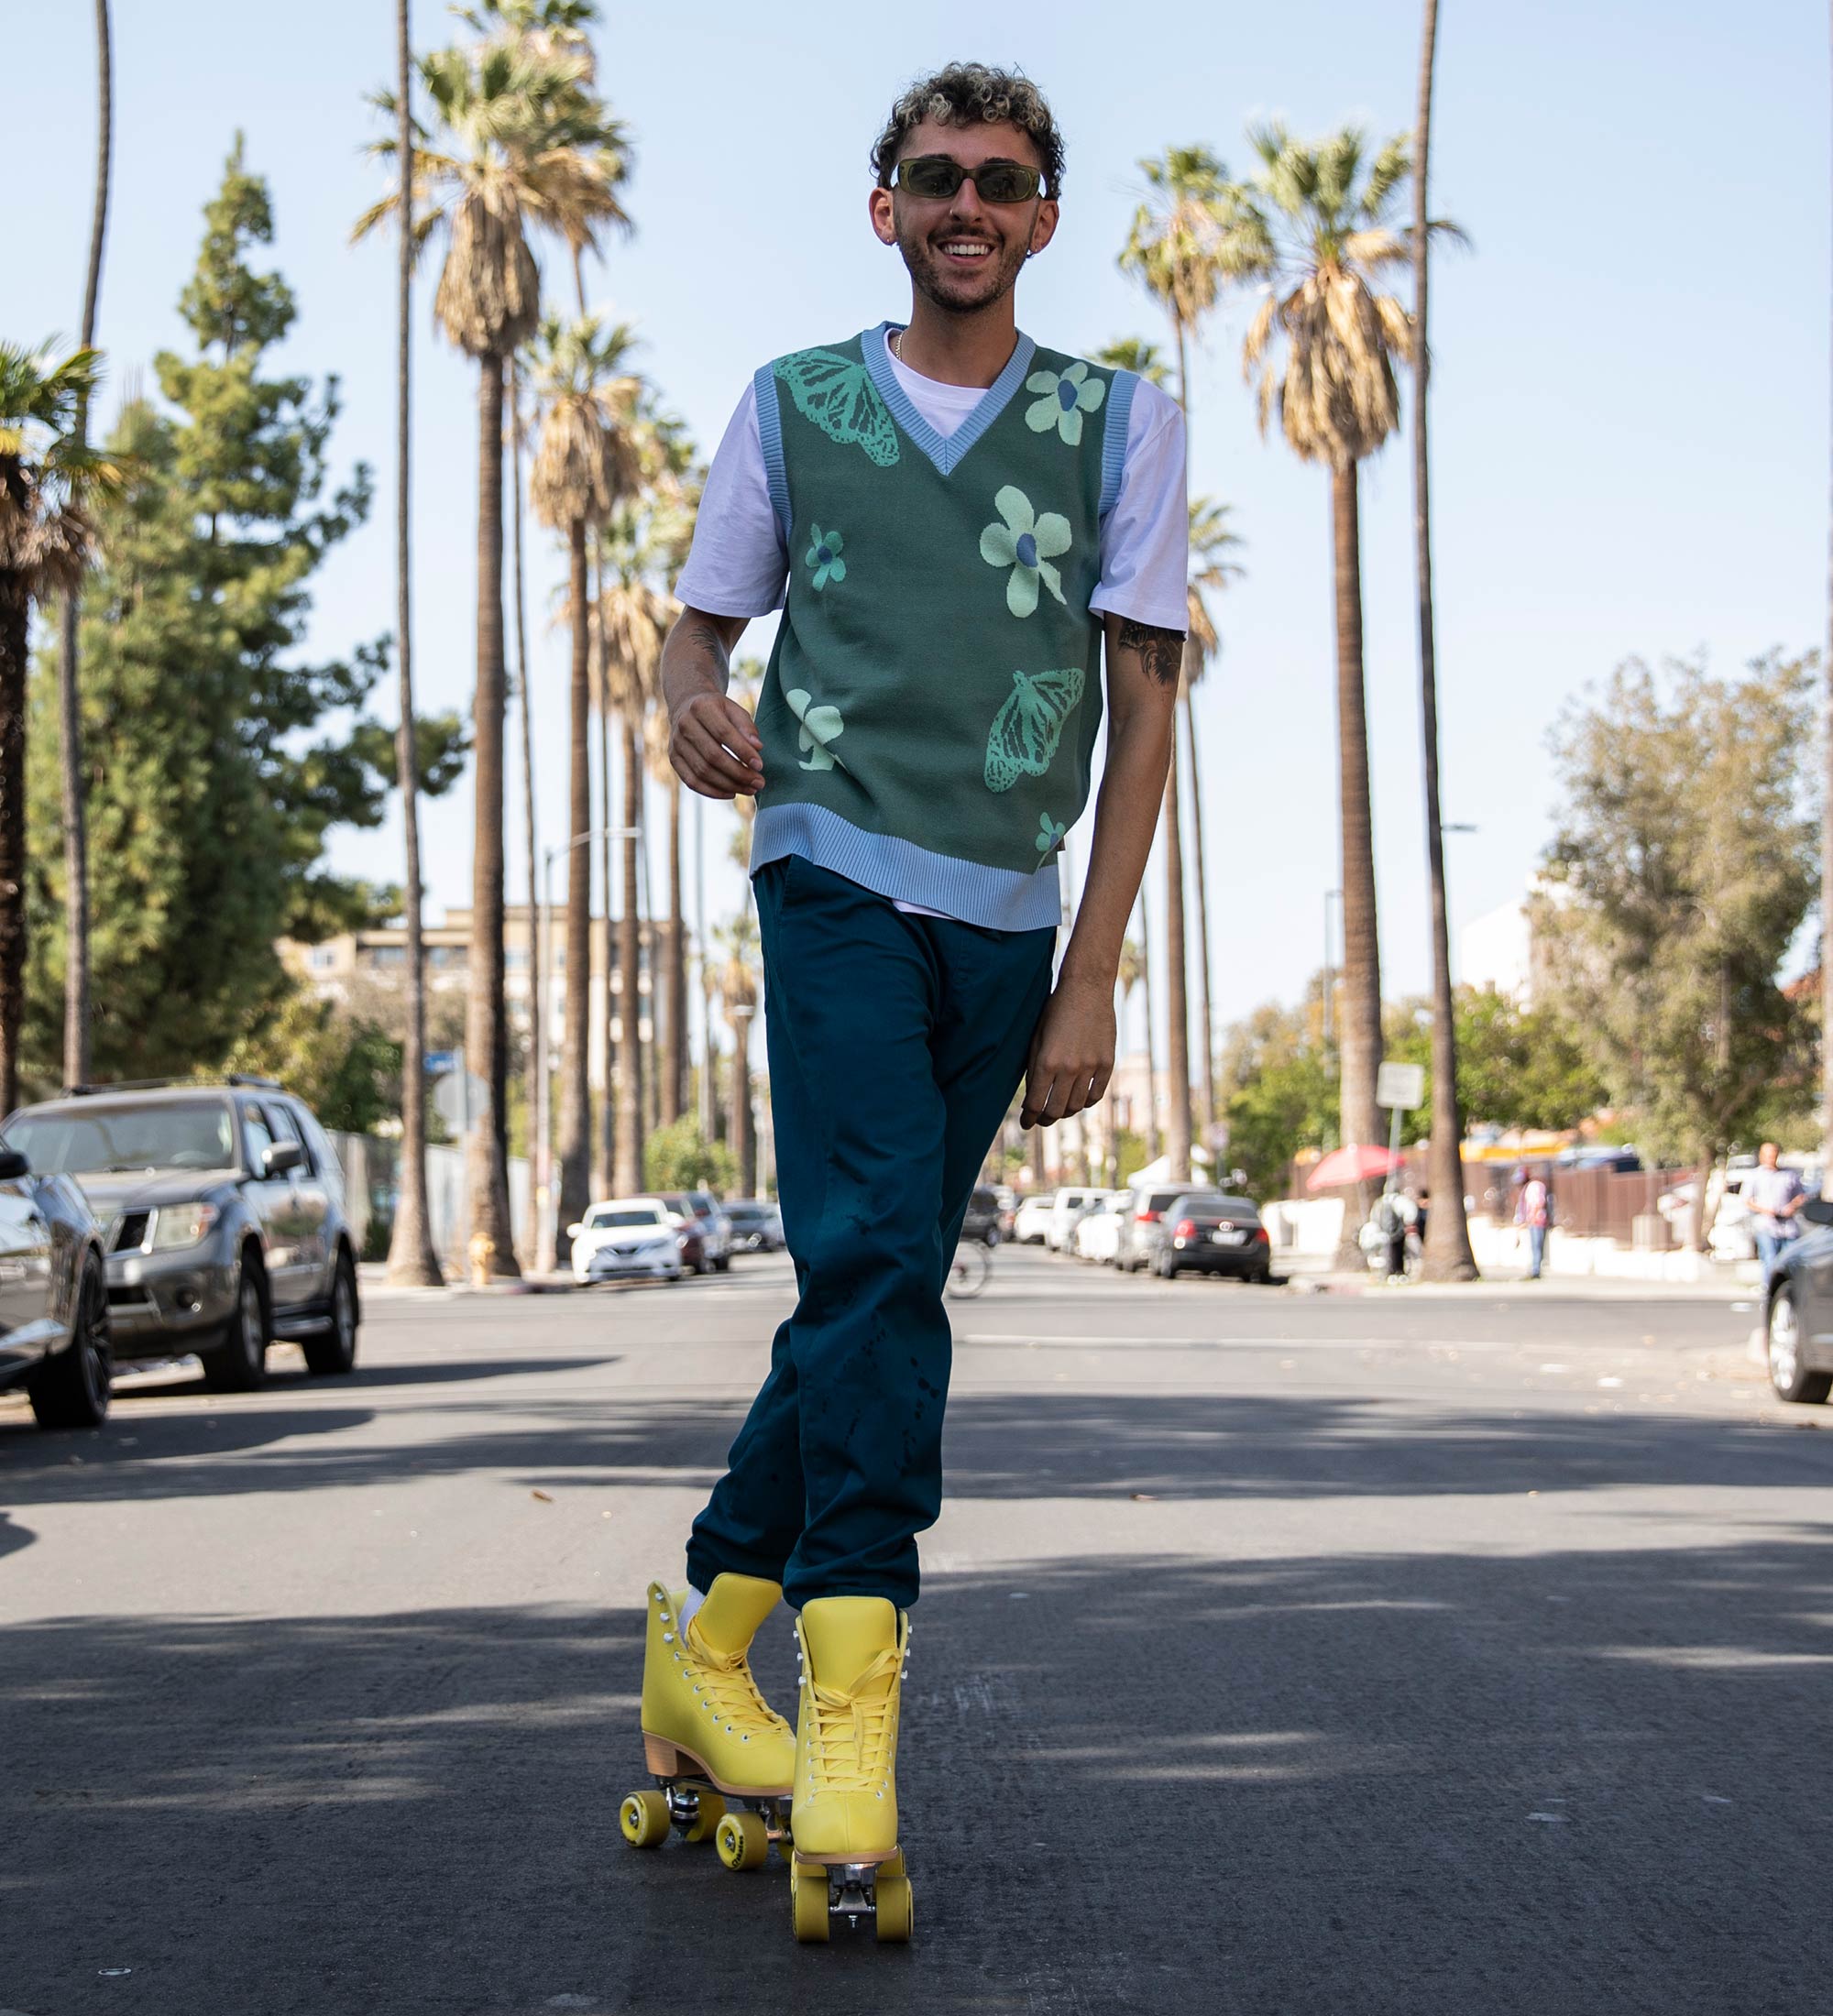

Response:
(686, 856), (1055, 1610)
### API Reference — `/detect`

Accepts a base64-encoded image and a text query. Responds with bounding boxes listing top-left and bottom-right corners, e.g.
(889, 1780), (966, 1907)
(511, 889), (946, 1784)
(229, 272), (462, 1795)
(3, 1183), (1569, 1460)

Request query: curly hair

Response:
(870, 64), (1065, 198)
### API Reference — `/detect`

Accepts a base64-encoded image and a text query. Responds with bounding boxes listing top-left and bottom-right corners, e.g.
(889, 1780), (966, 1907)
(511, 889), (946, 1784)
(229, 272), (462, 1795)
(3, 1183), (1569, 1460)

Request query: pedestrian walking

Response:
(619, 63), (1187, 1941)
(1746, 1142), (1806, 1286)
(1515, 1167), (1552, 1279)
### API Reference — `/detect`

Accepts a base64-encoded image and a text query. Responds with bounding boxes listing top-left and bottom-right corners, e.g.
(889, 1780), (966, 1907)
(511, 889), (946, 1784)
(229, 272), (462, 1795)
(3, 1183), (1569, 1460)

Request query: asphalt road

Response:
(4, 1250), (1829, 2016)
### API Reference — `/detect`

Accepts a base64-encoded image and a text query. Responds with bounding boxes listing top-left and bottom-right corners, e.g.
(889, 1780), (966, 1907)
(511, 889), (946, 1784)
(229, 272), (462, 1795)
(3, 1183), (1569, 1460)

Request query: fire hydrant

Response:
(467, 1232), (496, 1289)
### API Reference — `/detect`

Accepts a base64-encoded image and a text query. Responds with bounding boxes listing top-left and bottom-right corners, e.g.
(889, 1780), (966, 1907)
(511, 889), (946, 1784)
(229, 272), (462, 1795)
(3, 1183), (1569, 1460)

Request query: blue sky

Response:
(13, 0), (1828, 1047)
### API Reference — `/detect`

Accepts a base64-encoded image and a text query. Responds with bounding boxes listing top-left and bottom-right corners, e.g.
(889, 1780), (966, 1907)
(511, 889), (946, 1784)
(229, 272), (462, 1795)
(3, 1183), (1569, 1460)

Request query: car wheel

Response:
(714, 1255), (731, 1275)
(1154, 1255), (1175, 1279)
(1767, 1283), (1831, 1404)
(203, 1255), (270, 1392)
(304, 1252), (359, 1377)
(28, 1255), (111, 1430)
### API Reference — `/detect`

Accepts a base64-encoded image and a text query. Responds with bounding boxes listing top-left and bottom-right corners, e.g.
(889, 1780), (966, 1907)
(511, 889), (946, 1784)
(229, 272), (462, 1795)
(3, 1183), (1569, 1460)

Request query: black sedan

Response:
(1764, 1197), (1833, 1403)
(0, 1144), (113, 1430)
(1141, 1190), (1273, 1283)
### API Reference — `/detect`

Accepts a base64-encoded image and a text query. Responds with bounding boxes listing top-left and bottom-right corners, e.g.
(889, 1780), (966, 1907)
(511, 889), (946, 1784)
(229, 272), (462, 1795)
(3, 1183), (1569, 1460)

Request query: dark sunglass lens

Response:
(975, 166), (1040, 203)
(901, 158), (961, 198)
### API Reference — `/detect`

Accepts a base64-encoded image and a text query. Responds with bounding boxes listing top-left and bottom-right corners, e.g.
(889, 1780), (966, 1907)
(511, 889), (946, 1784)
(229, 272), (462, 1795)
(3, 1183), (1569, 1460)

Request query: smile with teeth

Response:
(939, 241), (993, 257)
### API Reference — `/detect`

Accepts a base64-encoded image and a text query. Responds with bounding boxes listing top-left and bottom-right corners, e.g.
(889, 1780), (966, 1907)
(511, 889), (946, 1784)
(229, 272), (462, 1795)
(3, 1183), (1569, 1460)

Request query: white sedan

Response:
(1072, 1196), (1125, 1265)
(1013, 1192), (1057, 1245)
(568, 1199), (685, 1286)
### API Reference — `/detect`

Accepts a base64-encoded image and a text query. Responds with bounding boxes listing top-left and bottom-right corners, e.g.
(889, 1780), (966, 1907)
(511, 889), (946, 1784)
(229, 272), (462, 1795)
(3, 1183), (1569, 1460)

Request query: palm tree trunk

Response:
(1183, 692), (1217, 1142)
(465, 352), (519, 1276)
(555, 516), (592, 1262)
(596, 616), (613, 1194)
(57, 0), (111, 1090)
(730, 1011), (755, 1194)
(1825, 0), (1833, 1170)
(0, 581), (27, 1115)
(663, 773), (685, 1124)
(615, 716), (644, 1194)
(510, 364), (543, 1270)
(385, 0), (441, 1286)
(640, 830), (658, 1141)
(1331, 460), (1383, 1158)
(1161, 733), (1193, 1182)
(1139, 893), (1161, 1165)
(1412, 0), (1476, 1281)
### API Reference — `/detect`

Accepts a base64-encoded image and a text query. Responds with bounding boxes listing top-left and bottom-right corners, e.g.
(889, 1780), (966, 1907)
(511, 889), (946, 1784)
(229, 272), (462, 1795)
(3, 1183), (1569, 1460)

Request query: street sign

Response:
(1376, 1060), (1425, 1112)
(432, 1070), (489, 1134)
(424, 1049), (456, 1077)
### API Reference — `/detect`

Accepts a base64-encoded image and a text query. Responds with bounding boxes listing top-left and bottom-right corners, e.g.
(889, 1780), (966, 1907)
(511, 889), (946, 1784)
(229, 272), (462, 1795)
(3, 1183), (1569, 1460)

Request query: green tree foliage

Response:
(1217, 992), (1339, 1199)
(25, 139), (464, 1088)
(1383, 988), (1607, 1141)
(644, 1114), (737, 1195)
(1536, 652), (1818, 1167)
(224, 987), (402, 1135)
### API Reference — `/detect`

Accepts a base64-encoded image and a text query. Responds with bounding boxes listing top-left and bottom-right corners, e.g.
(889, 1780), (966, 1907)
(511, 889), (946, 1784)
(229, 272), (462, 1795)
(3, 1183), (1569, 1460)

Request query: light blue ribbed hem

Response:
(1099, 369), (1138, 521)
(862, 323), (1038, 477)
(751, 802), (1060, 933)
(753, 365), (790, 540)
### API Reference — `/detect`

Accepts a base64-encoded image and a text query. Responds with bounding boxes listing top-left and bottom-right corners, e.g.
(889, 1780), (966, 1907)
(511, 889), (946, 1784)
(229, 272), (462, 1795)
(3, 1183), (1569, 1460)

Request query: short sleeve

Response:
(1090, 378), (1190, 632)
(673, 381), (790, 618)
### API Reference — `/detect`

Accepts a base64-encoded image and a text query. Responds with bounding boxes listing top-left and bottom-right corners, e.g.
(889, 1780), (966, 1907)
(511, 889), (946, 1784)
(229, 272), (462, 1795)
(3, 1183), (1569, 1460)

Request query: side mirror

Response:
(0, 1148), (30, 1181)
(263, 1140), (304, 1177)
(1800, 1198), (1833, 1228)
(565, 1222), (585, 1240)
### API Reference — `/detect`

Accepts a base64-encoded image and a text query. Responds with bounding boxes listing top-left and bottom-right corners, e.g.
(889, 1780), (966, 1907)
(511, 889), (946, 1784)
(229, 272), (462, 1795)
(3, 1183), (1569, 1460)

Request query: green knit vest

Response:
(750, 323), (1136, 930)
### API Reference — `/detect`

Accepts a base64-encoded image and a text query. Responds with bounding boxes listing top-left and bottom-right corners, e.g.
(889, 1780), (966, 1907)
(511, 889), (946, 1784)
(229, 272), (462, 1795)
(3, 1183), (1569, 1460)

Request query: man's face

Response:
(1760, 1144), (1780, 1168)
(869, 118), (1059, 315)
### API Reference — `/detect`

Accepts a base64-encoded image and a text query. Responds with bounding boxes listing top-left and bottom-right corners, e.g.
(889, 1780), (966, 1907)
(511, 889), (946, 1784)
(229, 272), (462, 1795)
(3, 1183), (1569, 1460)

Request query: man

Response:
(1515, 1167), (1552, 1280)
(620, 64), (1186, 1936)
(1747, 1142), (1806, 1286)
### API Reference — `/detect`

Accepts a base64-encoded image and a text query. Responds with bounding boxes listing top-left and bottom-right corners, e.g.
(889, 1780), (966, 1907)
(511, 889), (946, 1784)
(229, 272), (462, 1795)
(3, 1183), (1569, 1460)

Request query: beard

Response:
(893, 212), (1031, 315)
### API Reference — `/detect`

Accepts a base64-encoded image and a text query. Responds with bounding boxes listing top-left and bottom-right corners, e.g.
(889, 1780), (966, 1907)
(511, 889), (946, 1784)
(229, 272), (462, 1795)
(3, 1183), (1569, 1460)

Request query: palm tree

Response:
(0, 343), (114, 1114)
(383, 0), (442, 1286)
(1119, 148), (1242, 1183)
(717, 911), (761, 1195)
(1136, 893), (1162, 1165)
(1226, 123), (1461, 1164)
(1410, 1), (1477, 1281)
(57, 0), (112, 1090)
(1182, 497), (1245, 1139)
(528, 312), (642, 1263)
(597, 513), (670, 1194)
(1115, 933), (1144, 1178)
(356, 30), (630, 1276)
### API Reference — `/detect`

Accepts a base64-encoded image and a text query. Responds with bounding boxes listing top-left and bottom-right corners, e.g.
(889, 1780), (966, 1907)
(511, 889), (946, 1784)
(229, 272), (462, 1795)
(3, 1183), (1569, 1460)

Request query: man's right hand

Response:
(670, 691), (766, 800)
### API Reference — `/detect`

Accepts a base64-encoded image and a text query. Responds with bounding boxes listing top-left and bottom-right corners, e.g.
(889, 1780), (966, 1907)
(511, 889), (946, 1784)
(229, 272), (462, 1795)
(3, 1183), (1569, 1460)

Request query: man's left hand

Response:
(1021, 972), (1115, 1129)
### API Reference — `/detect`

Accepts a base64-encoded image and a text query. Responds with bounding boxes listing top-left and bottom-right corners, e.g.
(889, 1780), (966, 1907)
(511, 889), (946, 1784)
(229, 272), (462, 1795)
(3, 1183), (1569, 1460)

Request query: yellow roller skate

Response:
(787, 1595), (914, 1945)
(619, 1575), (796, 1874)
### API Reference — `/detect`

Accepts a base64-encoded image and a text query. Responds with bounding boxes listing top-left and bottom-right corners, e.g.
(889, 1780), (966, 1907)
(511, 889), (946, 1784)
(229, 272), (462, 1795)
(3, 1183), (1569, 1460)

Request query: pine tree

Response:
(27, 138), (463, 1087)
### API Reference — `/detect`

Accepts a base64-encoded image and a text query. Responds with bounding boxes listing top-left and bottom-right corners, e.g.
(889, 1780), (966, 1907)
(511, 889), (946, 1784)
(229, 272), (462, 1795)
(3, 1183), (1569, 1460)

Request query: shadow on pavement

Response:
(5, 1537), (1832, 2015)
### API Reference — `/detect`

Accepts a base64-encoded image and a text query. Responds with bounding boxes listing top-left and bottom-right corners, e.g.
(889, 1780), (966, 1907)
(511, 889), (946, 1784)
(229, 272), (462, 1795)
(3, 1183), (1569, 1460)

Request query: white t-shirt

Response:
(675, 327), (1190, 631)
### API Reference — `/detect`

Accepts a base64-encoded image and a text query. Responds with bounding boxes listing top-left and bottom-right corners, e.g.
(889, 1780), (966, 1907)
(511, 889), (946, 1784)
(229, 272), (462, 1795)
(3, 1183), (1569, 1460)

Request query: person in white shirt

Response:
(1747, 1142), (1806, 1284)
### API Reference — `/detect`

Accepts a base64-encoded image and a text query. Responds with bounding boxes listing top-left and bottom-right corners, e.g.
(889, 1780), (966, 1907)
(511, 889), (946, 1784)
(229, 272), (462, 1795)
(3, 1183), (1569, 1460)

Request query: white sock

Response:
(679, 1586), (706, 1632)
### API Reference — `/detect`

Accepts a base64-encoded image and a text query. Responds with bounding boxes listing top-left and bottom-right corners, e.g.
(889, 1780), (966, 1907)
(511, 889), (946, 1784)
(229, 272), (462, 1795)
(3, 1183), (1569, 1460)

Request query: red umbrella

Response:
(1305, 1145), (1402, 1194)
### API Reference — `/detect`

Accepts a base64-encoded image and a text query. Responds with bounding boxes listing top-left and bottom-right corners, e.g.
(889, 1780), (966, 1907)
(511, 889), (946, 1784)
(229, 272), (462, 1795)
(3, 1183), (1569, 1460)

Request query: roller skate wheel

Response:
(716, 1809), (770, 1871)
(791, 1861), (831, 1943)
(620, 1789), (669, 1848)
(683, 1790), (725, 1844)
(874, 1871), (914, 1945)
(877, 1849), (906, 1881)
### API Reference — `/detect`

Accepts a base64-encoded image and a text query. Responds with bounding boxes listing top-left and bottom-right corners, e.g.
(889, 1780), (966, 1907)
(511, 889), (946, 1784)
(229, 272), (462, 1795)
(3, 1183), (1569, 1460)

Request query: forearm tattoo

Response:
(1118, 618), (1186, 687)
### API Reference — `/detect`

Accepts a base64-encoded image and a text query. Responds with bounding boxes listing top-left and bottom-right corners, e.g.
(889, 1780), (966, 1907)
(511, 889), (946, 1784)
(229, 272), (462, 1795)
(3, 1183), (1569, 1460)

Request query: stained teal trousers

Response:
(686, 856), (1055, 1609)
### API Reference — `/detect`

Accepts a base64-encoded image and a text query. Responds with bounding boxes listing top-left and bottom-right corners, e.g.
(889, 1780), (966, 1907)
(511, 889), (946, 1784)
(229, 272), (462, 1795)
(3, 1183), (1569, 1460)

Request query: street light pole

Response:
(538, 824), (642, 1272)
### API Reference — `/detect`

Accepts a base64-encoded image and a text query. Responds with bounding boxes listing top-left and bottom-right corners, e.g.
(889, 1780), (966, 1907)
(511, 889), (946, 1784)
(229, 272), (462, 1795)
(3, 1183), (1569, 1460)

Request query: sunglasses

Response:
(893, 155), (1044, 205)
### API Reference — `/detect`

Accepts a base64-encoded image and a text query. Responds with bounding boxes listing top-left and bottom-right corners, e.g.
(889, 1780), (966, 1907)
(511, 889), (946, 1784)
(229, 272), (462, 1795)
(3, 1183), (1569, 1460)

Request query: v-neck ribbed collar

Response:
(862, 321), (1037, 477)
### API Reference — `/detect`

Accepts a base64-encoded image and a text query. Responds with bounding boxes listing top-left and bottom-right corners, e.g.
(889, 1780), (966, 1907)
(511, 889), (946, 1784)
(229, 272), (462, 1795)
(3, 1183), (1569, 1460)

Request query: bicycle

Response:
(945, 1239), (992, 1298)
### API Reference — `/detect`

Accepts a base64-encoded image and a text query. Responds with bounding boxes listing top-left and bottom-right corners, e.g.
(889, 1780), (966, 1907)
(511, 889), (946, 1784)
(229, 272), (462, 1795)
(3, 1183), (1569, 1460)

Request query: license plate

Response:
(1211, 1228), (1246, 1245)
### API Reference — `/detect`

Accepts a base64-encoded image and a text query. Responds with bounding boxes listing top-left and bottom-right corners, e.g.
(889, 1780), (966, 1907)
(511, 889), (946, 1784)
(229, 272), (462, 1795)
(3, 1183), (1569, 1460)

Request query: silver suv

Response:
(4, 1077), (360, 1390)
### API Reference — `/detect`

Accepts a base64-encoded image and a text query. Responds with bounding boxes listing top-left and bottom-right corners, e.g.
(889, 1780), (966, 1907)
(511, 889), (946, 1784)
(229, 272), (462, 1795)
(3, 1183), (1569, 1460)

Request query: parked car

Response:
(653, 1192), (730, 1275)
(3, 1076), (361, 1390)
(1141, 1191), (1273, 1282)
(723, 1198), (785, 1253)
(1013, 1191), (1057, 1245)
(1072, 1194), (1125, 1265)
(0, 1142), (112, 1430)
(961, 1185), (1002, 1246)
(1115, 1187), (1188, 1272)
(1048, 1187), (1112, 1253)
(1763, 1194), (1833, 1403)
(566, 1198), (684, 1286)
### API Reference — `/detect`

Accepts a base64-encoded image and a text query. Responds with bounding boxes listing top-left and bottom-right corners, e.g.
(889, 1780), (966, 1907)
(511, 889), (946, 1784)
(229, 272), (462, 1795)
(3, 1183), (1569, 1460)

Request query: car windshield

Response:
(7, 1099), (239, 1177)
(587, 1207), (662, 1229)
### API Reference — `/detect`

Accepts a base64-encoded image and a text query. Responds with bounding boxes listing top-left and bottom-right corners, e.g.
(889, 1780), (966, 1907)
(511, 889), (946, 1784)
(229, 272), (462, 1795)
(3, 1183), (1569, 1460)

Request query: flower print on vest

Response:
(979, 487), (1070, 619)
(1024, 361), (1106, 446)
(804, 523), (847, 590)
(785, 687), (846, 771)
(1036, 814), (1069, 857)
